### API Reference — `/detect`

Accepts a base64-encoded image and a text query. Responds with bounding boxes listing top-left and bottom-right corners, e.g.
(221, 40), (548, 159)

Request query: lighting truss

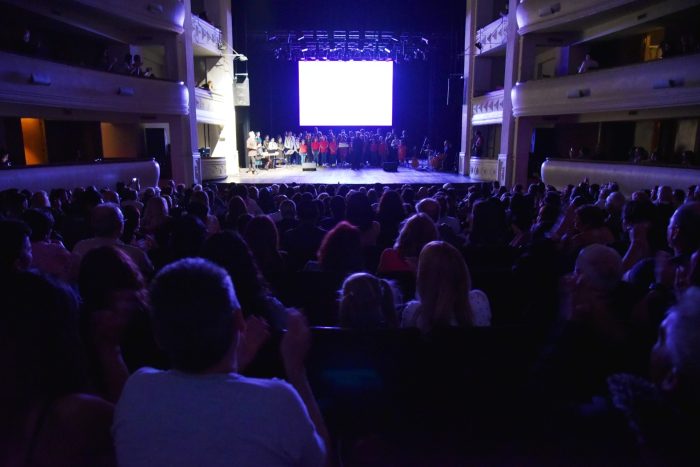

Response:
(265, 30), (434, 63)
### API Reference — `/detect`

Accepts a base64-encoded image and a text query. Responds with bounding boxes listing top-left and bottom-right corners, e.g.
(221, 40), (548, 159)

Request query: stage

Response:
(220, 165), (473, 185)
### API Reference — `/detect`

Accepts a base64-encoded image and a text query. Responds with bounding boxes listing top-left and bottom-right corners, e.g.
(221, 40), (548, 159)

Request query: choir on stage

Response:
(246, 127), (419, 172)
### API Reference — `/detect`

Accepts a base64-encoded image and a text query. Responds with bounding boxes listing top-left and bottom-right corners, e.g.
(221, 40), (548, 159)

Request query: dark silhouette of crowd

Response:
(2, 177), (700, 466)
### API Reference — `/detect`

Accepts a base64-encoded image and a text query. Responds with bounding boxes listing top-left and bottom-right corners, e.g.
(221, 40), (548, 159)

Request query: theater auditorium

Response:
(1, 0), (700, 465)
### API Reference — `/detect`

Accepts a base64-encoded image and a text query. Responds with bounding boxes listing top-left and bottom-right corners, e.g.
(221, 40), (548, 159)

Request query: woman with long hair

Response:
(377, 213), (437, 275)
(401, 241), (491, 332)
(202, 231), (288, 330)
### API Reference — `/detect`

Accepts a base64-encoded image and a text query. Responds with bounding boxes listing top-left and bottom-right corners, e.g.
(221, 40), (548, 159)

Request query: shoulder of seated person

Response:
(50, 393), (114, 425)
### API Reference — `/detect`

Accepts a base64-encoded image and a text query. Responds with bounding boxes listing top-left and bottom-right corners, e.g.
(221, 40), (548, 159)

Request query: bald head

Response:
(668, 202), (700, 255)
(91, 203), (124, 238)
(575, 244), (623, 292)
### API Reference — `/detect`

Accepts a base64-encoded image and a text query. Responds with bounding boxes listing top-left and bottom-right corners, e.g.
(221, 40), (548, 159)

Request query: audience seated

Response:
(1, 271), (114, 467)
(339, 272), (398, 329)
(5, 175), (700, 465)
(112, 258), (327, 467)
(72, 204), (154, 277)
(401, 241), (491, 331)
(377, 213), (437, 275)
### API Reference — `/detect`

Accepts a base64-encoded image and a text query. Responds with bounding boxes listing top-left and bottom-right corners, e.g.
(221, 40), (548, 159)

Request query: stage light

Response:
(301, 48), (309, 53)
(383, 47), (391, 53)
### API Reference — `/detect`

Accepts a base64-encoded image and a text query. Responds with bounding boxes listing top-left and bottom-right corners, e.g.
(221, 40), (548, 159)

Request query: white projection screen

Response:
(298, 61), (393, 127)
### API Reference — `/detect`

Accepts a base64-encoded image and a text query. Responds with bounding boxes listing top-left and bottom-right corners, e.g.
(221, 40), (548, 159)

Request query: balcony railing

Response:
(542, 158), (700, 195)
(194, 88), (227, 124)
(192, 16), (223, 57)
(472, 90), (505, 126)
(516, 0), (635, 34)
(0, 51), (189, 116)
(476, 16), (508, 56)
(75, 0), (185, 33)
(512, 54), (700, 117)
(0, 159), (160, 193)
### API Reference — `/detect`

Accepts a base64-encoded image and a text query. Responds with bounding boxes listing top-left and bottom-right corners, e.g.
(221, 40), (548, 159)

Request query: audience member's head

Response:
(79, 246), (146, 315)
(650, 287), (700, 408)
(22, 208), (54, 242)
(574, 244), (623, 293)
(395, 213), (438, 259)
(318, 221), (363, 274)
(339, 273), (397, 329)
(667, 202), (700, 256)
(346, 191), (374, 232)
(150, 258), (240, 373)
(0, 219), (32, 273)
(1, 271), (86, 406)
(415, 241), (473, 329)
(91, 203), (124, 238)
(416, 198), (440, 223)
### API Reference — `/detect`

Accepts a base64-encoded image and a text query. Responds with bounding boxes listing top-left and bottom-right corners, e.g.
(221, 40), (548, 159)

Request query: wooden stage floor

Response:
(221, 165), (473, 185)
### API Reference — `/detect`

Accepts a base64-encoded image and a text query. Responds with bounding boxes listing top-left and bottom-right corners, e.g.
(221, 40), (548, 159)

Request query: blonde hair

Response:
(339, 273), (397, 329)
(395, 213), (438, 259)
(415, 241), (473, 328)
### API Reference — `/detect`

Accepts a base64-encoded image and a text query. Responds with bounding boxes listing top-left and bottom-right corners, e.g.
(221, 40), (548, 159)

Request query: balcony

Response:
(0, 159), (160, 193)
(476, 16), (508, 57)
(516, 0), (635, 34)
(542, 158), (700, 195)
(517, 0), (698, 40)
(0, 52), (188, 116)
(75, 0), (185, 34)
(192, 16), (223, 57)
(194, 88), (227, 124)
(512, 54), (700, 117)
(472, 90), (505, 126)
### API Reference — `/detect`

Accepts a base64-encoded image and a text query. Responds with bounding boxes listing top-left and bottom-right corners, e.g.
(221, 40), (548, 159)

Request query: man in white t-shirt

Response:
(112, 258), (327, 467)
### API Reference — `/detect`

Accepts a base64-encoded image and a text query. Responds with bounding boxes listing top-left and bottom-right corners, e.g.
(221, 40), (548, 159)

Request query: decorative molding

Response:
(469, 157), (499, 181)
(542, 159), (700, 195)
(472, 89), (505, 126)
(512, 54), (700, 117)
(192, 15), (223, 56)
(476, 16), (508, 56)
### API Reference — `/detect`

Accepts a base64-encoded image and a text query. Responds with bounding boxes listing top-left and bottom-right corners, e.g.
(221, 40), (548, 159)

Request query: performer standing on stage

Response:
(310, 136), (320, 164)
(284, 131), (296, 165)
(329, 135), (338, 167)
(319, 135), (329, 166)
(338, 131), (349, 166)
(246, 131), (259, 173)
(351, 131), (363, 170)
(298, 138), (308, 164)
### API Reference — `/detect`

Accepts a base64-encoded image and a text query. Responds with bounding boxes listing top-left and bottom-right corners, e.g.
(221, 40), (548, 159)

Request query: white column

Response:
(459, 0), (478, 176)
(498, 0), (521, 186)
(169, 1), (199, 185)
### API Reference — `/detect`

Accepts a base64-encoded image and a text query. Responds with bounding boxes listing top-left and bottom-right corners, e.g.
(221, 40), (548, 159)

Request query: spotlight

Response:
(301, 48), (309, 52)
(383, 47), (391, 53)
(421, 37), (429, 45)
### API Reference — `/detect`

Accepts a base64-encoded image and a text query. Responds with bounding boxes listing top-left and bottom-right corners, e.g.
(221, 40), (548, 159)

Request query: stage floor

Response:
(221, 165), (473, 185)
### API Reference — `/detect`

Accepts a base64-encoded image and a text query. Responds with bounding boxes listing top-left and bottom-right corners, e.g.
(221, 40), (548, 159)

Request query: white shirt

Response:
(113, 368), (325, 467)
(400, 289), (492, 330)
